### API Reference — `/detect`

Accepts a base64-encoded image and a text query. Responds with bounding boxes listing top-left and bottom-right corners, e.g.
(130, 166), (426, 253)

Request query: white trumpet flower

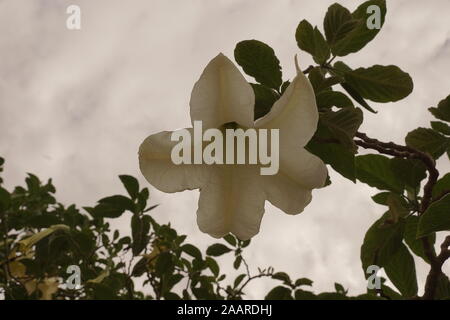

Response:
(139, 53), (327, 240)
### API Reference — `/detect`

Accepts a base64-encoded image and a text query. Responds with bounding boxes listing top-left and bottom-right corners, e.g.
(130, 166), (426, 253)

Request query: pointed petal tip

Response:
(294, 54), (301, 74)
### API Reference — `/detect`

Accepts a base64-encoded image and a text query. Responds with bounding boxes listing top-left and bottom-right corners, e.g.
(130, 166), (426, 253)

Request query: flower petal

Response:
(190, 53), (255, 129)
(255, 61), (318, 147)
(139, 129), (209, 193)
(262, 146), (327, 215)
(196, 166), (265, 240)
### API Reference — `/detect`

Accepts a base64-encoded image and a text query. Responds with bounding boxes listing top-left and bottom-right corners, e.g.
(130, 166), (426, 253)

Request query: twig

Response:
(354, 132), (448, 300)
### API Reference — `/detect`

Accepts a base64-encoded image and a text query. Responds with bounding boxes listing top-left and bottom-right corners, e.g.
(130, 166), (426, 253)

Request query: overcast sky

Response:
(0, 0), (449, 298)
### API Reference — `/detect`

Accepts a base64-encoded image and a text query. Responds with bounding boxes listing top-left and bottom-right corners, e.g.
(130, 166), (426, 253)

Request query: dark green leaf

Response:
(294, 289), (316, 300)
(0, 187), (11, 212)
(355, 154), (404, 193)
(429, 94), (450, 122)
(272, 272), (291, 285)
(251, 83), (279, 120)
(119, 175), (139, 199)
(295, 278), (313, 287)
(405, 128), (450, 159)
(233, 274), (246, 288)
(341, 82), (376, 113)
(131, 257), (148, 277)
(155, 252), (173, 276)
(344, 65), (413, 103)
(417, 194), (450, 237)
(280, 81), (290, 94)
(234, 40), (282, 90)
(317, 292), (348, 300)
(321, 107), (363, 145)
(233, 256), (242, 270)
(435, 274), (450, 300)
(371, 192), (390, 205)
(324, 3), (358, 46)
(360, 212), (405, 272)
(205, 257), (220, 277)
(404, 215), (435, 263)
(295, 20), (330, 64)
(386, 193), (409, 223)
(384, 244), (418, 297)
(265, 286), (293, 300)
(181, 244), (202, 260)
(223, 234), (237, 247)
(390, 158), (426, 191)
(431, 121), (450, 136)
(99, 195), (134, 212)
(334, 282), (347, 294)
(206, 243), (232, 257)
(432, 173), (450, 199)
(316, 90), (354, 109)
(306, 140), (355, 181)
(331, 0), (387, 56)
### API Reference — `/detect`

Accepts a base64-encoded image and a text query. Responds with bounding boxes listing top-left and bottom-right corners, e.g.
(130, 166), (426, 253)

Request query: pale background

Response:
(0, 0), (449, 298)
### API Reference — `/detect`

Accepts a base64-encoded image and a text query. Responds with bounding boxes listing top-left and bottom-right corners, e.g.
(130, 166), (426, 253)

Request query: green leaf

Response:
(371, 192), (390, 205)
(435, 274), (450, 300)
(119, 175), (139, 199)
(295, 278), (313, 287)
(331, 0), (387, 56)
(294, 289), (316, 300)
(98, 195), (134, 212)
(431, 121), (450, 136)
(233, 256), (242, 269)
(432, 173), (450, 199)
(251, 83), (279, 120)
(340, 82), (376, 113)
(295, 20), (330, 65)
(417, 194), (450, 237)
(405, 128), (450, 159)
(155, 252), (173, 276)
(344, 65), (413, 103)
(131, 214), (150, 255)
(206, 243), (232, 257)
(205, 257), (220, 277)
(404, 215), (435, 263)
(280, 81), (290, 94)
(316, 90), (354, 109)
(306, 140), (355, 181)
(233, 274), (246, 288)
(384, 244), (418, 297)
(386, 193), (409, 224)
(0, 186), (11, 212)
(429, 94), (450, 122)
(234, 40), (282, 90)
(321, 107), (363, 145)
(324, 3), (358, 46)
(265, 286), (293, 300)
(223, 234), (237, 247)
(317, 292), (348, 300)
(91, 203), (125, 218)
(272, 272), (291, 285)
(390, 158), (426, 191)
(131, 257), (148, 277)
(334, 283), (347, 294)
(355, 154), (404, 193)
(360, 212), (405, 272)
(181, 244), (202, 260)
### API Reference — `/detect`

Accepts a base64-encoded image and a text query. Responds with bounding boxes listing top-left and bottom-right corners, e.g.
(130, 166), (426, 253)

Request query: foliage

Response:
(1, 1), (449, 300)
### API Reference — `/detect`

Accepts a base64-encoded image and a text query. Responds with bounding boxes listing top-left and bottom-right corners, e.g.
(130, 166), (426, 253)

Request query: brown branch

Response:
(423, 236), (450, 300)
(354, 132), (448, 300)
